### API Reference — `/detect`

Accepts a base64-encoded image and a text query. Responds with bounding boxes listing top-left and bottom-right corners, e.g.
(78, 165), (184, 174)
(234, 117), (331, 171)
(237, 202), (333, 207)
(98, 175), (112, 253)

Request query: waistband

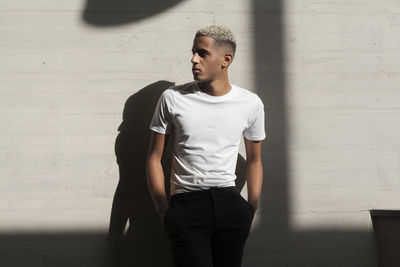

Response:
(170, 186), (237, 202)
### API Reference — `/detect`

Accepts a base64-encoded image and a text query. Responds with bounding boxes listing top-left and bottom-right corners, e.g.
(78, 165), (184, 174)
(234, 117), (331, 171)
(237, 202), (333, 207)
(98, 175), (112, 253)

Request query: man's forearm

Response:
(246, 159), (263, 210)
(146, 157), (169, 218)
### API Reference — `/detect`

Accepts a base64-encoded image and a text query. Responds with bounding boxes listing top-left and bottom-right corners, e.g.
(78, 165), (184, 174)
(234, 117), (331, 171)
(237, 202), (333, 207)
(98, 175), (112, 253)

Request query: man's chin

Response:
(193, 75), (207, 82)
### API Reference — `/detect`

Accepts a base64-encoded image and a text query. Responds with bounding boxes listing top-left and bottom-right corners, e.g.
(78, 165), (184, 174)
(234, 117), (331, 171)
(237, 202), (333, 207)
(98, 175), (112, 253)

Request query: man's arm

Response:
(244, 137), (263, 212)
(146, 131), (169, 222)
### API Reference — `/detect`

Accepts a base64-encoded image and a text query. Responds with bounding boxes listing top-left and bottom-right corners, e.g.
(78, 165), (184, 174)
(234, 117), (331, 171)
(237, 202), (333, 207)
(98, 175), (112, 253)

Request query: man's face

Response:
(191, 36), (225, 82)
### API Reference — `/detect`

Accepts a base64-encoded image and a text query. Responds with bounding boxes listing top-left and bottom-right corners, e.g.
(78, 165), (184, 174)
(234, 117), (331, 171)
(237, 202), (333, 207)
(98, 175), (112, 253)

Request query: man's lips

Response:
(192, 68), (201, 73)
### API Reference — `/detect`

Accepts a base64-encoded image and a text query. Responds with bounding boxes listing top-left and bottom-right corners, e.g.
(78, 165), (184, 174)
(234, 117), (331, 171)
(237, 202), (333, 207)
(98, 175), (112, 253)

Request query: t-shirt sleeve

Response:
(243, 97), (266, 141)
(149, 89), (174, 134)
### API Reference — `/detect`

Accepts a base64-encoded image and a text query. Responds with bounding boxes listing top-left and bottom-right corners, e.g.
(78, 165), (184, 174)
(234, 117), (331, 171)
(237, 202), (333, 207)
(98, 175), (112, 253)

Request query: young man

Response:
(146, 25), (265, 267)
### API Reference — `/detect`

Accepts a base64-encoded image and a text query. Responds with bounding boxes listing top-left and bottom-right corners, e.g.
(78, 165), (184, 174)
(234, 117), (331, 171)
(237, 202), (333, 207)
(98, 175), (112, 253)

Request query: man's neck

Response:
(198, 78), (231, 97)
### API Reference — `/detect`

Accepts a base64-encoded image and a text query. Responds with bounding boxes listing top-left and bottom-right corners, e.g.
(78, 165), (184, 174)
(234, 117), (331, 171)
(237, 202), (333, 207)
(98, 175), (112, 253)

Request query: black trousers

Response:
(163, 186), (255, 267)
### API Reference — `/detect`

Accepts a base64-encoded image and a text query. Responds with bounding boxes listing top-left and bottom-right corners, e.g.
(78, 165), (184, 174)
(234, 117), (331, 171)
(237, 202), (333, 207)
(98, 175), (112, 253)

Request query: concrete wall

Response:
(1, 0), (399, 266)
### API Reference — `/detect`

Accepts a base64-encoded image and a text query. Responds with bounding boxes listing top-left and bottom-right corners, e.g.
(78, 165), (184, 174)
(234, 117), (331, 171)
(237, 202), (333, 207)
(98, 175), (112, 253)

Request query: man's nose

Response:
(191, 53), (199, 64)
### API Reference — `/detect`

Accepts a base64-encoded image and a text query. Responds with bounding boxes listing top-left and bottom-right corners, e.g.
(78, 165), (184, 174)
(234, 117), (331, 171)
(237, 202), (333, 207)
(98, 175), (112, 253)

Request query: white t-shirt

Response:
(149, 81), (266, 195)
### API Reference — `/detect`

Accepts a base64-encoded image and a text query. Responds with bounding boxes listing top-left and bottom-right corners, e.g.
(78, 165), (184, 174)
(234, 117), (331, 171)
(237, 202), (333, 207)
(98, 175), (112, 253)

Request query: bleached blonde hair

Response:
(195, 25), (237, 54)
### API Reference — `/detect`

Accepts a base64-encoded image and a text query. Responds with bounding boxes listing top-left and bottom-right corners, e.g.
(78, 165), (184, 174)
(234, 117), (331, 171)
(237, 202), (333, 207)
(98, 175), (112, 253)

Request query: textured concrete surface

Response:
(1, 0), (399, 266)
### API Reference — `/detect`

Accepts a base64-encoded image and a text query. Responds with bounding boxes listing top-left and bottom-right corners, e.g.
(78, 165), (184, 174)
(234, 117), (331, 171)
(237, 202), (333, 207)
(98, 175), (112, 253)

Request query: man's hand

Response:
(158, 204), (169, 223)
(248, 200), (258, 212)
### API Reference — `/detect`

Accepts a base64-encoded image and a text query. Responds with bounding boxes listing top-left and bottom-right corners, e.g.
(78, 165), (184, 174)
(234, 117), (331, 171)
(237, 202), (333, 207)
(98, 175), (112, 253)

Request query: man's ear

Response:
(222, 52), (233, 68)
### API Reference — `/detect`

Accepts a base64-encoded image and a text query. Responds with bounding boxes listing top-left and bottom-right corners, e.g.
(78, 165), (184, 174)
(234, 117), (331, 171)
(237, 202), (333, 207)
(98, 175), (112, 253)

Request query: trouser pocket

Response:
(232, 189), (255, 219)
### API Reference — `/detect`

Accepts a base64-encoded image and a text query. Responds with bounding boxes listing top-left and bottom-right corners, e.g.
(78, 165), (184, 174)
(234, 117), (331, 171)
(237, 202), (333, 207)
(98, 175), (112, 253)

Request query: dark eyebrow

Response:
(192, 48), (210, 55)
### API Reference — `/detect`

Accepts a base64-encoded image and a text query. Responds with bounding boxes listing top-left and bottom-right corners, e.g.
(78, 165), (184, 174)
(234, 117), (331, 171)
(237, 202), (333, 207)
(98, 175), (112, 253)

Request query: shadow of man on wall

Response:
(109, 80), (174, 267)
